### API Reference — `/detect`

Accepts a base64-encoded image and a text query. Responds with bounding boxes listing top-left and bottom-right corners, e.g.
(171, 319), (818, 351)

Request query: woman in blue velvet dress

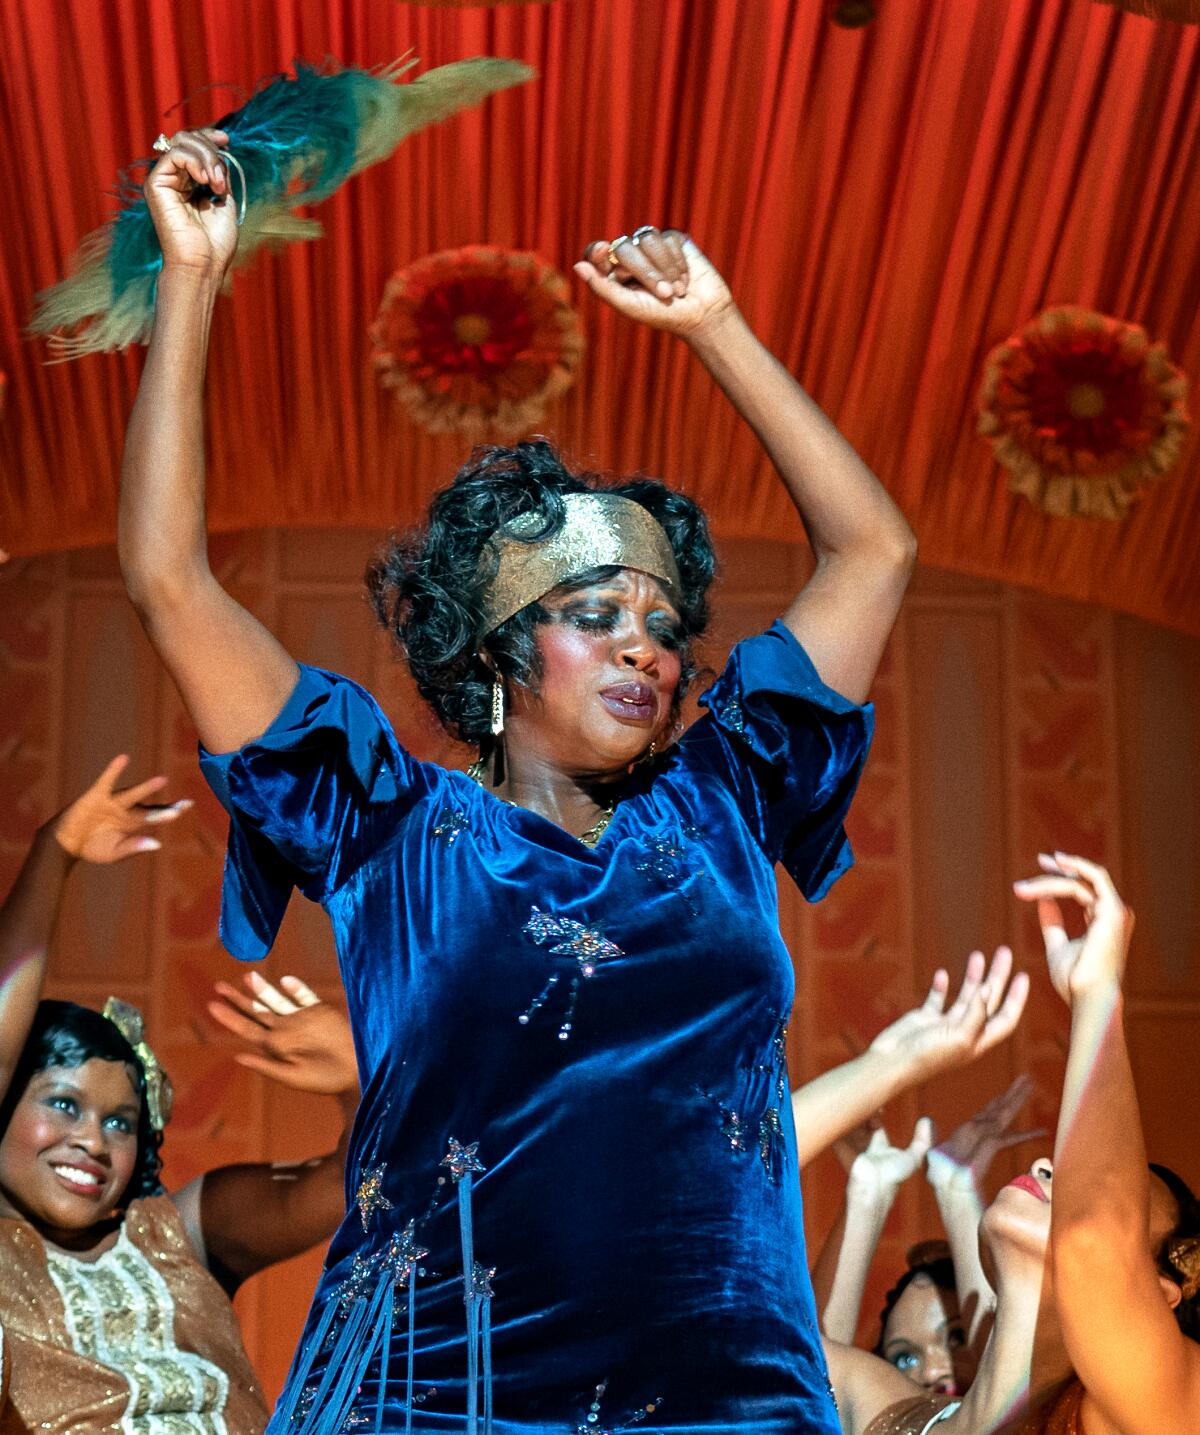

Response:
(120, 130), (917, 1434)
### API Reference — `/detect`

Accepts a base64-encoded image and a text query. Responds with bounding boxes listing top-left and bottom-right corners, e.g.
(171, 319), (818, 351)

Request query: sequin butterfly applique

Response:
(518, 906), (624, 1041)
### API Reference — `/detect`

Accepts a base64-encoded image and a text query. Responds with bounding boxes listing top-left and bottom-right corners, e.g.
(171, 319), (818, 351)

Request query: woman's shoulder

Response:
(124, 1194), (197, 1260)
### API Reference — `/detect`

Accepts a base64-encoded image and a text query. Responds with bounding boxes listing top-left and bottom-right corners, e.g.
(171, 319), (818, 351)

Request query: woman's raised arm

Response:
(575, 229), (917, 704)
(120, 128), (298, 753)
(0, 758), (188, 1105)
(171, 973), (359, 1292)
(1014, 853), (1200, 1435)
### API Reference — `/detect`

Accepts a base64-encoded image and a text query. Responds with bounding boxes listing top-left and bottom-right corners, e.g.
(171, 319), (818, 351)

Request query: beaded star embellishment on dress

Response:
(519, 906), (624, 1040)
(356, 1162), (394, 1232)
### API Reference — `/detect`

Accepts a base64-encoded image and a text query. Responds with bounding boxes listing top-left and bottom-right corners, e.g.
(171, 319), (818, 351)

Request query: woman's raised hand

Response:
(144, 128), (240, 276)
(925, 1075), (1044, 1197)
(51, 754), (191, 864)
(845, 1118), (936, 1203)
(867, 948), (1030, 1082)
(1013, 851), (1133, 1003)
(207, 972), (359, 1095)
(574, 228), (734, 336)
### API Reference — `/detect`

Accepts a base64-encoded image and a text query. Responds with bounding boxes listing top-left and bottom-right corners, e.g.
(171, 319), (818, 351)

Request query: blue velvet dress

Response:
(200, 622), (873, 1435)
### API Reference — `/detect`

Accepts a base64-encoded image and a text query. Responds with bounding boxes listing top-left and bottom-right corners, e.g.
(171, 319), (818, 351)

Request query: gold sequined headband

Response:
(1168, 1234), (1200, 1302)
(102, 997), (174, 1132)
(475, 492), (682, 637)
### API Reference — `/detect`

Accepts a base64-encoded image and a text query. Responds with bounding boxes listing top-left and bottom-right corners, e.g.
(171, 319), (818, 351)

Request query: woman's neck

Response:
(954, 1265), (1075, 1433)
(0, 1185), (124, 1257)
(481, 743), (624, 835)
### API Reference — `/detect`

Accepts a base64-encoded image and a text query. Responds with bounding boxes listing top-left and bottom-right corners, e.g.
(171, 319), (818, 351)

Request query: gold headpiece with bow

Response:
(1168, 1233), (1200, 1303)
(475, 492), (682, 637)
(101, 997), (174, 1132)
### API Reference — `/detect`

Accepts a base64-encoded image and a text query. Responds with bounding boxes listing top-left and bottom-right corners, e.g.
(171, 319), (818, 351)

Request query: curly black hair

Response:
(366, 439), (717, 750)
(0, 999), (164, 1204)
(1152, 1162), (1200, 1345)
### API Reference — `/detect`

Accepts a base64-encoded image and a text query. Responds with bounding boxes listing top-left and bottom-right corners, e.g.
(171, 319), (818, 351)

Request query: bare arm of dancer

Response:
(816, 1117), (934, 1343)
(119, 128), (298, 754)
(823, 1336), (929, 1435)
(925, 1075), (1043, 1348)
(790, 949), (1028, 1167)
(0, 758), (188, 1105)
(574, 229), (916, 703)
(172, 974), (358, 1294)
(1015, 854), (1200, 1435)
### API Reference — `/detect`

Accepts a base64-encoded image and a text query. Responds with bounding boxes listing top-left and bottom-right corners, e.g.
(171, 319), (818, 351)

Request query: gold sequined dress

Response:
(863, 1381), (1087, 1435)
(0, 1195), (268, 1433)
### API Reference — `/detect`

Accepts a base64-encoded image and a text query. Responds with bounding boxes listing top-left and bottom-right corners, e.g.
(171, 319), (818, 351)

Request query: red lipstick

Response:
(1006, 1174), (1049, 1203)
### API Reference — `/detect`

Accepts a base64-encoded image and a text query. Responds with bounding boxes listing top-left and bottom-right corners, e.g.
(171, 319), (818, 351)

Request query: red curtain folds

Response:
(1, 1), (1198, 633)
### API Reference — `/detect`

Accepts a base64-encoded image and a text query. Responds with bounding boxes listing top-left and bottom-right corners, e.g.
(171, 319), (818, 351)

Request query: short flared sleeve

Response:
(199, 664), (417, 961)
(680, 620), (874, 899)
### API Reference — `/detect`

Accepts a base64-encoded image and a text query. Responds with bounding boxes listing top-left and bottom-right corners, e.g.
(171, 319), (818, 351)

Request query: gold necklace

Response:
(466, 760), (616, 849)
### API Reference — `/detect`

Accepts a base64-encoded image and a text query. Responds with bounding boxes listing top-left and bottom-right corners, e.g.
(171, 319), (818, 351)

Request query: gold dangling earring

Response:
(491, 678), (505, 737)
(630, 739), (658, 774)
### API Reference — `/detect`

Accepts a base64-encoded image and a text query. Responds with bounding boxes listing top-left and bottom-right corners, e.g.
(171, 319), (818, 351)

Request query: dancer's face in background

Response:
(880, 1274), (973, 1396)
(0, 1059), (140, 1239)
(510, 569), (683, 774)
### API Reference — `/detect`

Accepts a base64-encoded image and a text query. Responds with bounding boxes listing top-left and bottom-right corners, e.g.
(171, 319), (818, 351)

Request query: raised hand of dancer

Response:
(845, 1118), (935, 1201)
(123, 125), (298, 756)
(814, 1116), (935, 1345)
(176, 973), (358, 1291)
(144, 128), (239, 276)
(1, 758), (186, 1103)
(867, 948), (1030, 1082)
(790, 951), (1028, 1169)
(207, 973), (358, 1096)
(1013, 851), (1133, 1003)
(926, 1075), (1045, 1346)
(577, 219), (914, 705)
(574, 228), (733, 336)
(52, 754), (192, 864)
(925, 1074), (1043, 1198)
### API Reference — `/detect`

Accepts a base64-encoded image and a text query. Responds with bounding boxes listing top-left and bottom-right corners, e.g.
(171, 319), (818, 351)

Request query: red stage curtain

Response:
(1, 1), (1198, 633)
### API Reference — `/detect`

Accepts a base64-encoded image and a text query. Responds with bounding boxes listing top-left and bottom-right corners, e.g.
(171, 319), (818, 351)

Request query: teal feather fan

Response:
(30, 56), (534, 358)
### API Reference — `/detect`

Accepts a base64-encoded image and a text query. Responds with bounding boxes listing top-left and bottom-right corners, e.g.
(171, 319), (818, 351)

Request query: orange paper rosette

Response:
(371, 246), (583, 439)
(977, 306), (1189, 519)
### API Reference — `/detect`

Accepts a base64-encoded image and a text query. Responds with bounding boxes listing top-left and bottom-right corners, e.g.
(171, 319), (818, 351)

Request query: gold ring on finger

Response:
(152, 133), (173, 155)
(608, 235), (631, 267)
